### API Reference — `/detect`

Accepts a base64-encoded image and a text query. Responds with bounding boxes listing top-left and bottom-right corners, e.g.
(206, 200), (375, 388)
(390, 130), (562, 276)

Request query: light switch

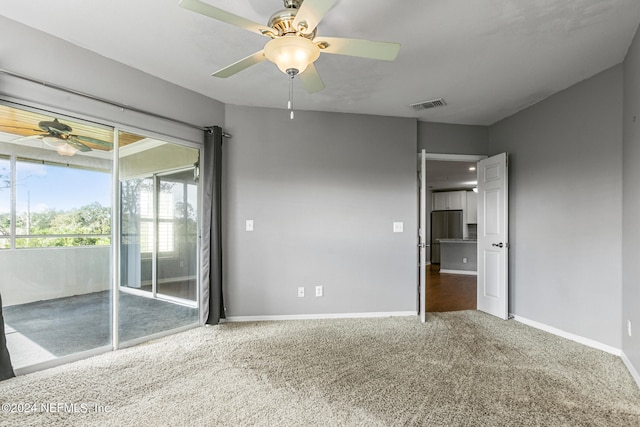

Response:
(393, 222), (404, 233)
(246, 220), (254, 232)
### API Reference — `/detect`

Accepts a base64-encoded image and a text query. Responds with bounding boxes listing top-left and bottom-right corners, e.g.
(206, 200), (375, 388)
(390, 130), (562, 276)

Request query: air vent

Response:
(410, 98), (447, 111)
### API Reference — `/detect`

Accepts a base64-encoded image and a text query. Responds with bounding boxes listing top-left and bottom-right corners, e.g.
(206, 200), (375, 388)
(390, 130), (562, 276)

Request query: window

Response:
(122, 179), (177, 254)
(157, 185), (176, 253)
(15, 158), (110, 248)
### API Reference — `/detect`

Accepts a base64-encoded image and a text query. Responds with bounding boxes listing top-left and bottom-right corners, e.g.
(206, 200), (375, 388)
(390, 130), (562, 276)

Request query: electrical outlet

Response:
(315, 285), (323, 297)
(393, 222), (404, 233)
(628, 320), (632, 337)
(462, 257), (467, 264)
(297, 287), (304, 298)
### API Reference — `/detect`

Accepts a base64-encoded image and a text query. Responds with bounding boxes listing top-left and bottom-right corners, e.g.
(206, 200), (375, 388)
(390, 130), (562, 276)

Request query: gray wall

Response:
(0, 16), (224, 143)
(488, 65), (623, 348)
(223, 105), (418, 316)
(418, 122), (488, 155)
(623, 24), (640, 375)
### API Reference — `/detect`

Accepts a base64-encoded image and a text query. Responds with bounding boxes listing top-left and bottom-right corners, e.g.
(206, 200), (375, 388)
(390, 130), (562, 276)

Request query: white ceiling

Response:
(426, 160), (478, 191)
(1, 0), (639, 125)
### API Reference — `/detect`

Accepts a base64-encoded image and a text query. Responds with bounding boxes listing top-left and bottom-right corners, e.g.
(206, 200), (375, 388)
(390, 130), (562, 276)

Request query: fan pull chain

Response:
(286, 68), (298, 120)
(289, 73), (294, 120)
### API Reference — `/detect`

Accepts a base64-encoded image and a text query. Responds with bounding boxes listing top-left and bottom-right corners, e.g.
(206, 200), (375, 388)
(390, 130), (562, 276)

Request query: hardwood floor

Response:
(426, 264), (477, 312)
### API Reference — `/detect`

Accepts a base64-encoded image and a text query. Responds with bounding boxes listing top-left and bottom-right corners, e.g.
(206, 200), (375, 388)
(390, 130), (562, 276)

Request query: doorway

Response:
(419, 154), (485, 314)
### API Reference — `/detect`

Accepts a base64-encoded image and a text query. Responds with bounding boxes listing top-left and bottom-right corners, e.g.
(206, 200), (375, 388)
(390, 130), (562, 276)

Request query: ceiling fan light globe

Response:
(264, 36), (320, 75)
(42, 135), (67, 149)
(56, 143), (79, 156)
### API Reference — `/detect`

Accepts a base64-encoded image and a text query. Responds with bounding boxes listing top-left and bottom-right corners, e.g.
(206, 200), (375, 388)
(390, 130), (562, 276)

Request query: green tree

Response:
(0, 213), (8, 237)
(0, 164), (9, 240)
(15, 203), (111, 247)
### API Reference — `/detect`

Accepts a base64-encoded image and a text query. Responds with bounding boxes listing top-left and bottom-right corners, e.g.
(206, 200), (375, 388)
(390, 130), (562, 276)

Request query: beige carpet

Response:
(0, 311), (639, 426)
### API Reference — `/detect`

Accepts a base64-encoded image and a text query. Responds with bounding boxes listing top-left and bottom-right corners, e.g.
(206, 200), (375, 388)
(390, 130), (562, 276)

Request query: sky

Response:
(0, 159), (110, 214)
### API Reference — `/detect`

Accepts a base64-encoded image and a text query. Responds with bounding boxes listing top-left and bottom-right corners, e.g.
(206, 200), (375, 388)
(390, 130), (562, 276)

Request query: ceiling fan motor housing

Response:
(268, 0), (316, 39)
(39, 118), (72, 135)
(284, 0), (301, 8)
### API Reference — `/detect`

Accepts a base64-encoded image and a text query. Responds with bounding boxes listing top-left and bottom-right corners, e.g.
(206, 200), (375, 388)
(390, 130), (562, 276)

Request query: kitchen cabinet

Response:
(432, 191), (466, 211)
(433, 192), (447, 210)
(466, 191), (477, 224)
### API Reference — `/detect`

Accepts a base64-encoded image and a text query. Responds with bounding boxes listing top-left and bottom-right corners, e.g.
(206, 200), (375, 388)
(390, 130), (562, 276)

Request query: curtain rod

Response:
(0, 68), (225, 134)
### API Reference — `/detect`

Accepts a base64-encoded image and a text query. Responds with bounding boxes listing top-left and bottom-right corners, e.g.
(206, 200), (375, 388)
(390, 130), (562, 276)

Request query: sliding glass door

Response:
(117, 131), (199, 344)
(0, 102), (202, 370)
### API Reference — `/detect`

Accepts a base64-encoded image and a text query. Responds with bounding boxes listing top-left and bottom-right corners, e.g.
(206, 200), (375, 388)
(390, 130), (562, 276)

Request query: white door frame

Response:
(419, 152), (486, 319)
(419, 150), (427, 322)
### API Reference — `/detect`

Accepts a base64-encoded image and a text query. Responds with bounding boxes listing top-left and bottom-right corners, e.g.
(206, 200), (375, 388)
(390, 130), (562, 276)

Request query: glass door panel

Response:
(156, 170), (198, 302)
(0, 104), (113, 369)
(117, 131), (199, 344)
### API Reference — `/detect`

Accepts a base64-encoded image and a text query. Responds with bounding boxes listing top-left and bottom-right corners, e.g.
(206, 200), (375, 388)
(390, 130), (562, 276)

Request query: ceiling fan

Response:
(1, 118), (112, 156)
(179, 0), (401, 94)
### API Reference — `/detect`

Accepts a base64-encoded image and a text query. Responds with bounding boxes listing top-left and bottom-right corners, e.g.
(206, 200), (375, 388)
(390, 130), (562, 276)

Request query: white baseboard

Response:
(511, 315), (621, 356)
(439, 269), (477, 276)
(225, 311), (417, 322)
(621, 351), (640, 389)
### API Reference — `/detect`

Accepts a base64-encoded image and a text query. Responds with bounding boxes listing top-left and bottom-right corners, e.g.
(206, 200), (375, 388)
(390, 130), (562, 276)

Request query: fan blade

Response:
(292, 0), (337, 35)
(299, 63), (325, 94)
(71, 135), (113, 148)
(317, 37), (401, 61)
(213, 50), (266, 78)
(66, 138), (92, 152)
(179, 0), (273, 37)
(10, 134), (46, 143)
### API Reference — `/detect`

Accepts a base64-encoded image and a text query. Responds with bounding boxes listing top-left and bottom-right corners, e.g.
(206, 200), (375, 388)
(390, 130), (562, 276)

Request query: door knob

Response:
(492, 242), (504, 248)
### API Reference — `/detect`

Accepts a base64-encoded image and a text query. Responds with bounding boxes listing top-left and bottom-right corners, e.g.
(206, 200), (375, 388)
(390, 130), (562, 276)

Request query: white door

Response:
(419, 150), (427, 322)
(477, 152), (509, 319)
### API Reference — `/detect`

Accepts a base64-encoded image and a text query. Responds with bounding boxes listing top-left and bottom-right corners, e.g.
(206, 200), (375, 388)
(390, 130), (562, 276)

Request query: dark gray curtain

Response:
(0, 293), (15, 381)
(200, 126), (225, 325)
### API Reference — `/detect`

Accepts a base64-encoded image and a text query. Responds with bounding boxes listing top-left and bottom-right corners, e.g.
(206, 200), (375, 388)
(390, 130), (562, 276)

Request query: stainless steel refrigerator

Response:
(431, 210), (463, 264)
